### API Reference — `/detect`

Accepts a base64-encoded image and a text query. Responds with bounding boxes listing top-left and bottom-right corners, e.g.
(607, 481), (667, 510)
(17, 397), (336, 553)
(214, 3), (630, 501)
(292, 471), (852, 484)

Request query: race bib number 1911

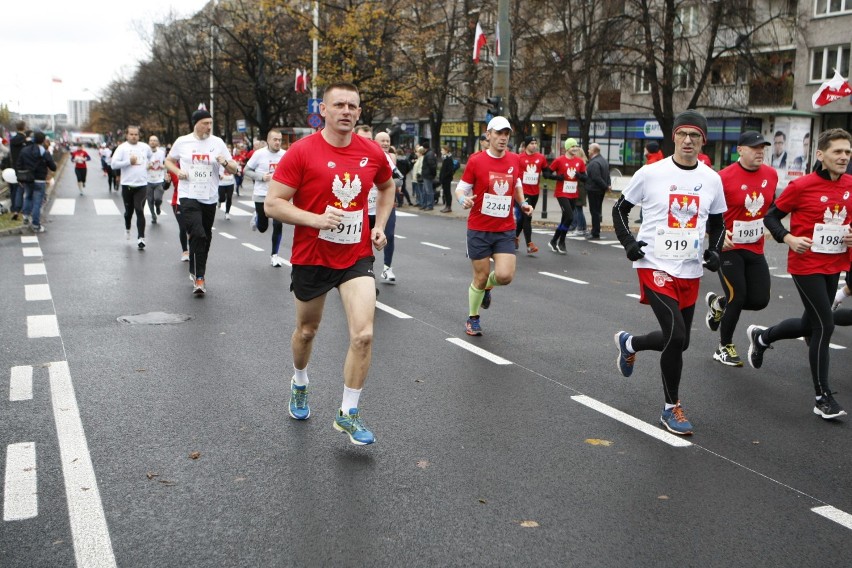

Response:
(318, 209), (363, 245)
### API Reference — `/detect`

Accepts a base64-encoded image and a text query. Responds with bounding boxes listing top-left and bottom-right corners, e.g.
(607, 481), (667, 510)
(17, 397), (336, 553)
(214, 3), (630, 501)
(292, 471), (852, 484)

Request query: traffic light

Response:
(486, 95), (503, 118)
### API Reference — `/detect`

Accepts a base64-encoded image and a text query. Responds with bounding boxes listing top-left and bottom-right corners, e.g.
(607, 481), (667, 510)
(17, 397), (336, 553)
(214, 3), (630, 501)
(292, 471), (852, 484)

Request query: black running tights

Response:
(122, 185), (147, 238)
(717, 249), (771, 345)
(631, 287), (695, 405)
(515, 194), (539, 244)
(765, 273), (839, 396)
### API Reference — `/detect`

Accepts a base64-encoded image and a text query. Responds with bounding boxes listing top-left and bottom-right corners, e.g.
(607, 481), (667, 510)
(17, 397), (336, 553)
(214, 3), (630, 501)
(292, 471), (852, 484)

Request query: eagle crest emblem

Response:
(493, 179), (510, 196)
(670, 196), (698, 228)
(824, 205), (848, 225)
(744, 192), (764, 218)
(332, 173), (362, 209)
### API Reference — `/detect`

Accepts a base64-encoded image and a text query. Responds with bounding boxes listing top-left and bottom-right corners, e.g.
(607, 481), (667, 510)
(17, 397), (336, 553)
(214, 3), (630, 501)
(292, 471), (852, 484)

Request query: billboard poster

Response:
(770, 117), (812, 192)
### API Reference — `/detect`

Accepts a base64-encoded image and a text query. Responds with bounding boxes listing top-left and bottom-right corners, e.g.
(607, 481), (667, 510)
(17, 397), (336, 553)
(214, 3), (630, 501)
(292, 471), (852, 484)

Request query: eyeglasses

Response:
(675, 131), (703, 142)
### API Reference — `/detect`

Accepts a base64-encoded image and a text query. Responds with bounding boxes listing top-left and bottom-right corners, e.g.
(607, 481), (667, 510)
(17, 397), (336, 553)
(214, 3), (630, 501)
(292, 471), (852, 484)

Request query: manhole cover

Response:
(117, 312), (193, 325)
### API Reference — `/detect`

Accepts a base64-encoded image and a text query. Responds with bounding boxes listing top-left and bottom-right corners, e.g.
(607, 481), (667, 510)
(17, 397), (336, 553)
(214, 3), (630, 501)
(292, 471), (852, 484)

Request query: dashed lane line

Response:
(421, 242), (451, 250)
(3, 442), (37, 521)
(93, 199), (121, 215)
(21, 236), (39, 244)
(626, 293), (641, 299)
(540, 271), (588, 285)
(10, 365), (33, 401)
(217, 232), (237, 240)
(24, 263), (46, 276)
(22, 247), (43, 258)
(242, 243), (264, 252)
(50, 199), (76, 215)
(27, 315), (59, 338)
(571, 395), (692, 447)
(445, 338), (512, 365)
(376, 302), (412, 319)
(812, 506), (852, 531)
(25, 284), (52, 302)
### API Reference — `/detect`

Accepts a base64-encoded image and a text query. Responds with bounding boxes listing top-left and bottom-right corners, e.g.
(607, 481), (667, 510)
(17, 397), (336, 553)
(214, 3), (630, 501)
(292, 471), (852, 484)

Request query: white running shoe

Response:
(271, 254), (284, 267)
(225, 213), (230, 220)
(137, 238), (146, 250)
(125, 229), (131, 240)
(181, 251), (189, 262)
(250, 213), (258, 231)
(381, 265), (396, 283)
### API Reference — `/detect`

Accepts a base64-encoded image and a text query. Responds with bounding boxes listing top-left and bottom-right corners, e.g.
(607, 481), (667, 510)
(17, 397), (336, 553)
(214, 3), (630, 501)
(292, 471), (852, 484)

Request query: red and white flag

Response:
(812, 71), (852, 108)
(301, 68), (309, 93)
(473, 22), (486, 63)
(294, 69), (303, 93)
(495, 22), (501, 57)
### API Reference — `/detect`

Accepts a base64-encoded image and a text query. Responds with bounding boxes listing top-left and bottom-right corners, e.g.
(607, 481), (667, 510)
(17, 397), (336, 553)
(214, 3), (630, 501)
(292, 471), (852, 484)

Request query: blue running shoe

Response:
(466, 315), (483, 336)
(481, 288), (492, 309)
(288, 378), (310, 420)
(660, 402), (693, 435)
(334, 408), (375, 445)
(614, 331), (635, 377)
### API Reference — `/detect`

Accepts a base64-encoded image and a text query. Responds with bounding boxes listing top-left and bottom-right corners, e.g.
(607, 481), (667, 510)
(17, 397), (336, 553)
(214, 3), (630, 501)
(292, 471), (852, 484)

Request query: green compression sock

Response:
(469, 284), (486, 316)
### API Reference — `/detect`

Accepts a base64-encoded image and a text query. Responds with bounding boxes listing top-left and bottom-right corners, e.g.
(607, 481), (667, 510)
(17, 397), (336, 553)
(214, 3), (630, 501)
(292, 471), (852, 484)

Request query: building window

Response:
(635, 67), (651, 93)
(674, 62), (696, 90)
(675, 5), (698, 37)
(814, 0), (850, 15)
(810, 46), (851, 82)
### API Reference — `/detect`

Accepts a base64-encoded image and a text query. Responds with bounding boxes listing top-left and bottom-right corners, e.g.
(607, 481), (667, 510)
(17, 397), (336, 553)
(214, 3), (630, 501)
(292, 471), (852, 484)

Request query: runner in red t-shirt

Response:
(545, 138), (587, 253)
(265, 82), (394, 446)
(748, 128), (852, 420)
(70, 146), (91, 195)
(703, 131), (778, 367)
(454, 116), (532, 337)
(515, 136), (546, 254)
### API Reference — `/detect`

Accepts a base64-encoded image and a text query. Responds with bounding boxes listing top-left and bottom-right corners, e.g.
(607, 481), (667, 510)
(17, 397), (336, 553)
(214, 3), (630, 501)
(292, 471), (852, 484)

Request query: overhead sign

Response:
(307, 113), (323, 129)
(307, 98), (322, 114)
(236, 119), (247, 133)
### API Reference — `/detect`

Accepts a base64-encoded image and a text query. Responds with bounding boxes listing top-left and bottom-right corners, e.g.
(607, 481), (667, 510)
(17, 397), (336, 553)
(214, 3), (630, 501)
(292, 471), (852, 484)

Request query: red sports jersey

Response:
(549, 155), (586, 198)
(718, 162), (778, 254)
(71, 149), (89, 169)
(698, 153), (713, 167)
(462, 151), (522, 232)
(273, 131), (392, 269)
(518, 152), (547, 196)
(774, 171), (852, 275)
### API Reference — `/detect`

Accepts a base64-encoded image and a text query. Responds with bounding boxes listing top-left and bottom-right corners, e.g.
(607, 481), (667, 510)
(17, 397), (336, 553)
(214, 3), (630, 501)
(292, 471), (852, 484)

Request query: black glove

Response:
(703, 249), (720, 272)
(625, 240), (647, 261)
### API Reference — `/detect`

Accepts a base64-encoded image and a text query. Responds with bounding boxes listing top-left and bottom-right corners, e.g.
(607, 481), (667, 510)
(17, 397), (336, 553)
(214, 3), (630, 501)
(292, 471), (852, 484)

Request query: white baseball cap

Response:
(486, 116), (512, 132)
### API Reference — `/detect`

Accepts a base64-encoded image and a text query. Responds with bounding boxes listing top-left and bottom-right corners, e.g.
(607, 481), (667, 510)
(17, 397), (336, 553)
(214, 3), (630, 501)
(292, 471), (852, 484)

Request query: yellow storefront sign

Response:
(440, 122), (468, 137)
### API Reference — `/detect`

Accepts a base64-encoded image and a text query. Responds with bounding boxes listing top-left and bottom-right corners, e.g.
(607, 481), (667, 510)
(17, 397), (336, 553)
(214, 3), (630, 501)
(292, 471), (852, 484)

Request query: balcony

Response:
(748, 76), (794, 107)
(707, 84), (749, 109)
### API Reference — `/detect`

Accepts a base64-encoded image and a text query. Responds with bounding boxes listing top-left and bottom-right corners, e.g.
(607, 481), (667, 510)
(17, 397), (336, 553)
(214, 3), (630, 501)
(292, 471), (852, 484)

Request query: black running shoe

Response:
(705, 292), (723, 332)
(814, 392), (847, 420)
(746, 325), (770, 369)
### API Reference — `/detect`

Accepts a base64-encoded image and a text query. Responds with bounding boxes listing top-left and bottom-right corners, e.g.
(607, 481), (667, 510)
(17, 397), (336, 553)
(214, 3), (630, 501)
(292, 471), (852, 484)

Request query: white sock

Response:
(626, 336), (635, 353)
(664, 403), (677, 410)
(341, 386), (362, 413)
(293, 366), (309, 386)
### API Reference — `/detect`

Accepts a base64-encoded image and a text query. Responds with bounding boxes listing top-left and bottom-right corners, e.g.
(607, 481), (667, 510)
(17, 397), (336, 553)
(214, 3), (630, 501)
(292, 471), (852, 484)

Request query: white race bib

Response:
(654, 227), (700, 260)
(732, 219), (764, 244)
(482, 193), (512, 218)
(318, 209), (363, 245)
(562, 180), (578, 194)
(522, 171), (539, 185)
(367, 187), (378, 216)
(188, 164), (213, 199)
(147, 168), (164, 184)
(811, 223), (848, 254)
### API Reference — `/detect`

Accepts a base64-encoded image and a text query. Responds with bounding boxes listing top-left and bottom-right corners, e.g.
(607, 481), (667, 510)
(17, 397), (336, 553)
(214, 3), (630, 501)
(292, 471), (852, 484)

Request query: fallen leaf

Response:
(519, 520), (539, 528)
(135, 369), (146, 372)
(52, 540), (64, 546)
(146, 472), (159, 480)
(585, 438), (614, 447)
(752, 440), (760, 445)
(234, 477), (246, 482)
(416, 460), (430, 469)
(658, 495), (669, 500)
(189, 451), (201, 460)
(158, 479), (176, 486)
(414, 379), (423, 383)
(478, 498), (487, 504)
(81, 487), (90, 491)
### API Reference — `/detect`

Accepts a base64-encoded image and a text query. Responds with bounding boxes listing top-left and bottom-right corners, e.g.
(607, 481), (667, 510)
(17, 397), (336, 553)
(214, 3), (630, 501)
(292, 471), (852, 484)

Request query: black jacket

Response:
(16, 144), (57, 182)
(586, 154), (611, 193)
(10, 132), (27, 166)
(422, 149), (438, 180)
(439, 155), (455, 185)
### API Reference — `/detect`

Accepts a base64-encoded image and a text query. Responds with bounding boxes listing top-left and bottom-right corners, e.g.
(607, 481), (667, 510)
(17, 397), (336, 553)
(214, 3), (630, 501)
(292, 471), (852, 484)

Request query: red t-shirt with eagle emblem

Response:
(548, 155), (586, 198)
(272, 131), (392, 269)
(461, 150), (522, 233)
(773, 171), (852, 275)
(718, 162), (778, 255)
(518, 152), (547, 196)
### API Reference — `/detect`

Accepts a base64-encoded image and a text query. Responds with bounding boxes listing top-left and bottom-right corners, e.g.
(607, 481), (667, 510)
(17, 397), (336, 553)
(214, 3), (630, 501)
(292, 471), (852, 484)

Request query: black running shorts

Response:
(466, 229), (516, 260)
(290, 256), (375, 301)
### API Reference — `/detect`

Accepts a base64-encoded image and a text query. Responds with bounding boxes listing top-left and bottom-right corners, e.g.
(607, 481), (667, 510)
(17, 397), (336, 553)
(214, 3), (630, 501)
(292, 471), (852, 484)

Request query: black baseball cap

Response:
(738, 131), (770, 147)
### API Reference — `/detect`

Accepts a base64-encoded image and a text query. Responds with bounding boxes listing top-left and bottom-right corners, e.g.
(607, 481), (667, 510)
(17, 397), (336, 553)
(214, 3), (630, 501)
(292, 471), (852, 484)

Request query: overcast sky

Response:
(1, 0), (211, 115)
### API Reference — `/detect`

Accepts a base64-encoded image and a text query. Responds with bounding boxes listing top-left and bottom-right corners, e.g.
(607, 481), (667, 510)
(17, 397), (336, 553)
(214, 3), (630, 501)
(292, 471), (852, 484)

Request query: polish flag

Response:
(495, 22), (501, 57)
(295, 69), (303, 93)
(473, 22), (486, 63)
(812, 71), (852, 108)
(301, 68), (309, 93)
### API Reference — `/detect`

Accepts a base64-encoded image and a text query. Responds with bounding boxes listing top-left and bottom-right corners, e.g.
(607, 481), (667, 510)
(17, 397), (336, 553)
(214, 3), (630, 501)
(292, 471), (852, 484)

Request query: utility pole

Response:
(493, 0), (511, 114)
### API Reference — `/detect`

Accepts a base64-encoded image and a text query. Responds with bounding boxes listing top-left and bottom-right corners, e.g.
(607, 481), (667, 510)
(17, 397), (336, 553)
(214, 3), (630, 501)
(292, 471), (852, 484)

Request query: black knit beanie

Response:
(191, 109), (213, 126)
(672, 109), (707, 143)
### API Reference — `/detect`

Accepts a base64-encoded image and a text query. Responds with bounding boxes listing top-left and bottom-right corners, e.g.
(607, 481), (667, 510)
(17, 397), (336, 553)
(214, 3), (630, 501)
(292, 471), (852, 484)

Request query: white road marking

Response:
(223, 206), (251, 216)
(93, 199), (121, 215)
(812, 505), (852, 531)
(395, 234), (407, 239)
(446, 338), (512, 365)
(571, 395), (693, 448)
(27, 315), (59, 338)
(50, 199), (76, 215)
(796, 337), (845, 350)
(48, 361), (117, 567)
(626, 293), (641, 299)
(20, 236), (39, 244)
(3, 442), (37, 521)
(22, 247), (43, 258)
(395, 211), (418, 217)
(421, 242), (451, 250)
(540, 271), (588, 285)
(218, 232), (237, 240)
(239, 200), (255, 207)
(242, 243), (264, 252)
(773, 274), (793, 279)
(376, 302), (412, 319)
(590, 239), (619, 245)
(10, 365), (33, 401)
(25, 284), (52, 301)
(24, 263), (46, 276)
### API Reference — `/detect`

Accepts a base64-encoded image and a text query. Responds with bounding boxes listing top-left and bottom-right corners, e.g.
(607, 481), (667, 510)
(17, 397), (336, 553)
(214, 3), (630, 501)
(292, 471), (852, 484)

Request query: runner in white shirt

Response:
(146, 136), (167, 224)
(245, 129), (286, 267)
(218, 144), (236, 221)
(111, 126), (153, 249)
(165, 109), (237, 295)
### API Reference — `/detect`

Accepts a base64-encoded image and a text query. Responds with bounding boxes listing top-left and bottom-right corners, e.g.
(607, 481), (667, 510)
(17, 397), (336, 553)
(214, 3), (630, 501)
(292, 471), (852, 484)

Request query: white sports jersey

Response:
(622, 156), (726, 278)
(168, 133), (230, 204)
(246, 147), (285, 200)
(111, 142), (153, 186)
(147, 148), (167, 184)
